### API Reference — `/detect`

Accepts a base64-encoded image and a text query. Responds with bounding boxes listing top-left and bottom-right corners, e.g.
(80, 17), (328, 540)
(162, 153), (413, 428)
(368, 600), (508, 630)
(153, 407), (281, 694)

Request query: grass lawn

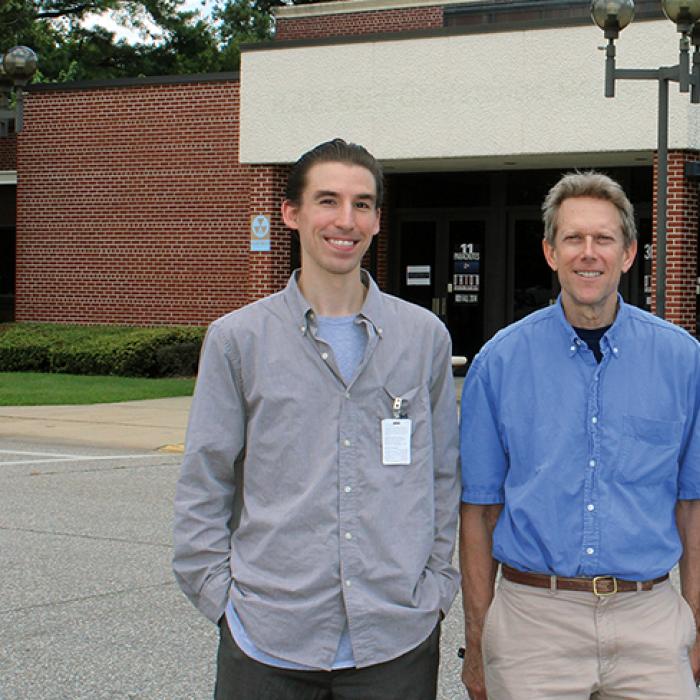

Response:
(0, 372), (195, 406)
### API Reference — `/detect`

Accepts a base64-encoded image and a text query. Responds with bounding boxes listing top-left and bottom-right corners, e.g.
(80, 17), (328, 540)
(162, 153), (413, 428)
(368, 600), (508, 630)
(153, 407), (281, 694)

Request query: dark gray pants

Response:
(214, 618), (441, 700)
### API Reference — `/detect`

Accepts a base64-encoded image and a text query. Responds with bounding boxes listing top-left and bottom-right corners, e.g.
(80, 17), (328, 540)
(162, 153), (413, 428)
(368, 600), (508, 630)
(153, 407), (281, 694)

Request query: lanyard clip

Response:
(392, 397), (408, 419)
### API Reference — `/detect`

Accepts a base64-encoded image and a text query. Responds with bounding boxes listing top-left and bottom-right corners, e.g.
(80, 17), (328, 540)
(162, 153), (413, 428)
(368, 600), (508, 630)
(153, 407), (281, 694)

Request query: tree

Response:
(0, 0), (226, 81)
(213, 0), (321, 68)
(0, 0), (320, 82)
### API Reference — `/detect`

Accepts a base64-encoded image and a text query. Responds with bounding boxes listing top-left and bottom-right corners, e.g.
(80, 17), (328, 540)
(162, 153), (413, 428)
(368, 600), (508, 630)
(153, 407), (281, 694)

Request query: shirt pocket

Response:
(376, 383), (431, 466)
(616, 415), (683, 485)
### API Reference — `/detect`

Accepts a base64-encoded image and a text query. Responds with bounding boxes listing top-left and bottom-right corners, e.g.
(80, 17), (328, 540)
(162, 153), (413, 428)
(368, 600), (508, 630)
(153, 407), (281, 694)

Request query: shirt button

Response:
(345, 580), (352, 587)
(587, 504), (595, 512)
(589, 459), (596, 467)
(591, 416), (598, 425)
(345, 391), (351, 399)
(586, 547), (595, 555)
(321, 352), (329, 360)
(570, 345), (576, 352)
(345, 532), (353, 540)
(343, 439), (351, 447)
(344, 486), (352, 493)
(377, 328), (383, 335)
(613, 347), (619, 354)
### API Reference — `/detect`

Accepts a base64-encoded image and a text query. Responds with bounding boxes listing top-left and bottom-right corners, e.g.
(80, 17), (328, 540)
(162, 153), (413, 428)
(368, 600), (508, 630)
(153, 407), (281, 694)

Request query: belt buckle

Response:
(592, 575), (618, 597)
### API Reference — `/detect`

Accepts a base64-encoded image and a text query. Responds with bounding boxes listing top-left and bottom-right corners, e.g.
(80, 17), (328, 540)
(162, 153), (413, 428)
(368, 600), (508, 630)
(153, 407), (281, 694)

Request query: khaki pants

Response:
(482, 578), (696, 700)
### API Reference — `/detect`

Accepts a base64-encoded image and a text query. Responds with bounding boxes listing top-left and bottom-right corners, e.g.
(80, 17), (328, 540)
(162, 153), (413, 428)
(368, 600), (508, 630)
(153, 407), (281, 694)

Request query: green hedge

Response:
(0, 323), (206, 377)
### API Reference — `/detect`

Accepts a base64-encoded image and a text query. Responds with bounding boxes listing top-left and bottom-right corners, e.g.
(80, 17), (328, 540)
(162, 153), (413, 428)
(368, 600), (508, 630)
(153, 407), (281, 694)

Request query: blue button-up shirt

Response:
(460, 296), (700, 580)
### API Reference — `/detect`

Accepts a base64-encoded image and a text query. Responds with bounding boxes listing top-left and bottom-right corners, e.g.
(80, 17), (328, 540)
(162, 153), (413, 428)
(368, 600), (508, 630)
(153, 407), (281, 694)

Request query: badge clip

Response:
(392, 397), (408, 419)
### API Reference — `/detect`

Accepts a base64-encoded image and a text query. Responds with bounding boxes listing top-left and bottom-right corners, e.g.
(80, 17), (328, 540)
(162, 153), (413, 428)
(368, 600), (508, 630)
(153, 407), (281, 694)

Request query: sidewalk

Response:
(0, 397), (192, 451)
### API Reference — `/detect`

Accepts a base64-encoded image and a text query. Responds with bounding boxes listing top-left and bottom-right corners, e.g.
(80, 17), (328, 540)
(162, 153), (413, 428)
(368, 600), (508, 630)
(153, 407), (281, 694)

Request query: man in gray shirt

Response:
(173, 139), (460, 699)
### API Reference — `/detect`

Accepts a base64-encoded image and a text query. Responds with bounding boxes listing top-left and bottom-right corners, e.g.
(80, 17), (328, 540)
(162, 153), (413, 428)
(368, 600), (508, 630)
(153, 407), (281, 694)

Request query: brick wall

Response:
(248, 164), (293, 298)
(0, 133), (16, 170)
(650, 150), (699, 334)
(15, 77), (280, 326)
(375, 176), (390, 289)
(275, 5), (443, 41)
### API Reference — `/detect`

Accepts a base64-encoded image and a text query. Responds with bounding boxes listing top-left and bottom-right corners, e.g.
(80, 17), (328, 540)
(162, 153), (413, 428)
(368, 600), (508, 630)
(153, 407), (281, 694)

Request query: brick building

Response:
(1, 0), (699, 359)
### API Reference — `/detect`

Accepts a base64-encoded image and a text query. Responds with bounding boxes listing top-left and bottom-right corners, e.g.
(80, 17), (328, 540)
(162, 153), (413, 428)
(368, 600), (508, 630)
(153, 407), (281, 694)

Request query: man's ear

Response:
(622, 239), (638, 274)
(542, 237), (558, 272)
(371, 208), (381, 238)
(281, 199), (299, 230)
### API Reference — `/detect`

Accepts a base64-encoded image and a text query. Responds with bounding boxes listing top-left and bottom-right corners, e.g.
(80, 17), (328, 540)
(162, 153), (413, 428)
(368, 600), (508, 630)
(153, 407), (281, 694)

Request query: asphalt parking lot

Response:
(0, 438), (467, 700)
(0, 396), (694, 700)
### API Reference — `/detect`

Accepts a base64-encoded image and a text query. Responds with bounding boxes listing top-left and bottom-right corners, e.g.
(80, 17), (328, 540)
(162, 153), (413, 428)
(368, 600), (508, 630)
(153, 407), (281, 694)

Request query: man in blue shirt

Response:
(459, 171), (700, 699)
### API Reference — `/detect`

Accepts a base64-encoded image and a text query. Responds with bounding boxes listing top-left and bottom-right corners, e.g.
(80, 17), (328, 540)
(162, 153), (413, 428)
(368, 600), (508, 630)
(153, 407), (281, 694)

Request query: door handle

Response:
(441, 297), (447, 316)
(432, 298), (439, 315)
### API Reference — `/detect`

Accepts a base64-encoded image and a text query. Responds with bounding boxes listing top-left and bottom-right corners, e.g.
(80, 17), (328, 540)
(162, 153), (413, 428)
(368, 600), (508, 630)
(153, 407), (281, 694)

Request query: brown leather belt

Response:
(501, 564), (669, 596)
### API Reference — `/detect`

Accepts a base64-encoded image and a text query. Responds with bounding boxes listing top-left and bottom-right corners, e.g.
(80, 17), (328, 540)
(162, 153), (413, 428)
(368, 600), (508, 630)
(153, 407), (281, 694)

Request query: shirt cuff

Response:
(460, 486), (504, 504)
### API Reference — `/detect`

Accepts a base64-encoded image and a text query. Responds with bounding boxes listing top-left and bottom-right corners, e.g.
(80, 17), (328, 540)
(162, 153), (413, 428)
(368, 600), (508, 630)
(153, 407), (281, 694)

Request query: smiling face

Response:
(281, 161), (381, 282)
(542, 196), (637, 328)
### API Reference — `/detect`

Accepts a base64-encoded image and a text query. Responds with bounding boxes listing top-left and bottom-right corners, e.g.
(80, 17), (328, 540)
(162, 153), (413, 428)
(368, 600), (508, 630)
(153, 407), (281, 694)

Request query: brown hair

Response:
(285, 138), (384, 208)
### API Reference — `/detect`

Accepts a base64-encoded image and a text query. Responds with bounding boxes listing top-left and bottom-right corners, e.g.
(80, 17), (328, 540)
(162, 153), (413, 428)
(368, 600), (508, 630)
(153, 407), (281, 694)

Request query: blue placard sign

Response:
(251, 215), (271, 252)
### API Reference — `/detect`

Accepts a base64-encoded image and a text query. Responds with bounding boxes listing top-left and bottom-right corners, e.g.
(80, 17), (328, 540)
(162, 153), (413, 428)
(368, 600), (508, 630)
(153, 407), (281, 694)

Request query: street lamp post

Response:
(0, 46), (38, 135)
(591, 0), (700, 319)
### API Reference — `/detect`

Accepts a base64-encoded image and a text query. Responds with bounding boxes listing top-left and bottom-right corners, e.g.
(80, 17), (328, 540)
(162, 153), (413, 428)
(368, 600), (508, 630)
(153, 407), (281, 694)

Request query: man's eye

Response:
(319, 198), (336, 206)
(355, 201), (371, 210)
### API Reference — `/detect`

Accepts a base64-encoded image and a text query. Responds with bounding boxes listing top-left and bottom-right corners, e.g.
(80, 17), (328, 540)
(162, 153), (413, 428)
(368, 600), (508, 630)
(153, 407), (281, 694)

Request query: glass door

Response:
(447, 220), (486, 363)
(508, 215), (556, 323)
(398, 219), (439, 314)
(397, 215), (488, 363)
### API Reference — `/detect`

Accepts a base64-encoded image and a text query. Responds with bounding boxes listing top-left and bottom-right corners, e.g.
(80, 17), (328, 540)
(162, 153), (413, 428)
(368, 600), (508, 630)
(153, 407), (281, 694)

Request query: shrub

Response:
(0, 323), (206, 378)
(155, 342), (202, 377)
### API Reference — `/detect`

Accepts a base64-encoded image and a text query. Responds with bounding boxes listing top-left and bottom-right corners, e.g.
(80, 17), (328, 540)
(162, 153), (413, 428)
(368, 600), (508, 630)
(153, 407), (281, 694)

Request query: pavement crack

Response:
(0, 460), (180, 477)
(0, 580), (177, 615)
(0, 524), (172, 549)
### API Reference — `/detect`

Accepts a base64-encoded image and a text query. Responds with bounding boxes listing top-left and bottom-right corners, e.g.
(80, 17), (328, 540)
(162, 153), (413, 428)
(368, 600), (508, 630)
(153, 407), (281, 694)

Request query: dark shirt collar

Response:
(555, 293), (627, 360)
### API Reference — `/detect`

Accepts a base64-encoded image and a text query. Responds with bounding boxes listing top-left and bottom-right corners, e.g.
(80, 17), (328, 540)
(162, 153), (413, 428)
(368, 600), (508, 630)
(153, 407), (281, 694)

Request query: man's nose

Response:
(335, 203), (354, 229)
(582, 235), (596, 256)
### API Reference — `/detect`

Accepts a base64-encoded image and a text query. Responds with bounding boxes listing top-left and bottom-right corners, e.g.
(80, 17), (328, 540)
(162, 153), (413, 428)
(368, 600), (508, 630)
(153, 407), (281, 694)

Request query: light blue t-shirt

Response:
(227, 313), (368, 670)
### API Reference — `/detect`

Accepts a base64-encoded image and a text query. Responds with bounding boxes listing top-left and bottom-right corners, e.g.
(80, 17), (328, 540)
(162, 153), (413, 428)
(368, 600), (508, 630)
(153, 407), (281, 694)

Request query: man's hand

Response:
(691, 638), (700, 686)
(460, 503), (501, 700)
(462, 643), (488, 700)
(676, 500), (700, 686)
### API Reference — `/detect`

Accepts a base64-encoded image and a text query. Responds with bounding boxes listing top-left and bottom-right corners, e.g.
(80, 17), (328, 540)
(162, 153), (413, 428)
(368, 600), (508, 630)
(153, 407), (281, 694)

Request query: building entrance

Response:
(398, 215), (487, 363)
(396, 211), (556, 363)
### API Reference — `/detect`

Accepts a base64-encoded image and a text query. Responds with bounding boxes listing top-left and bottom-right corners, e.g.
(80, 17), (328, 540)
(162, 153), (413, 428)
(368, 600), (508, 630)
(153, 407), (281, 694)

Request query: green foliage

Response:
(155, 341), (201, 377)
(0, 323), (206, 377)
(1, 0), (228, 81)
(1, 0), (325, 82)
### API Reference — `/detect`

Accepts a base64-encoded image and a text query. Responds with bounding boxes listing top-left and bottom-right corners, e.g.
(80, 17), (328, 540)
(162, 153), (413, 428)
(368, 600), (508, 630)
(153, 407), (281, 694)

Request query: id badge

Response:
(381, 418), (412, 465)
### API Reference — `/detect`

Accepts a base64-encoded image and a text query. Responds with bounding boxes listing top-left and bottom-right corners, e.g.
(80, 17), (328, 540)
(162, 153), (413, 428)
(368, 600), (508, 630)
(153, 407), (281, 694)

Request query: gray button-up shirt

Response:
(173, 271), (460, 669)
